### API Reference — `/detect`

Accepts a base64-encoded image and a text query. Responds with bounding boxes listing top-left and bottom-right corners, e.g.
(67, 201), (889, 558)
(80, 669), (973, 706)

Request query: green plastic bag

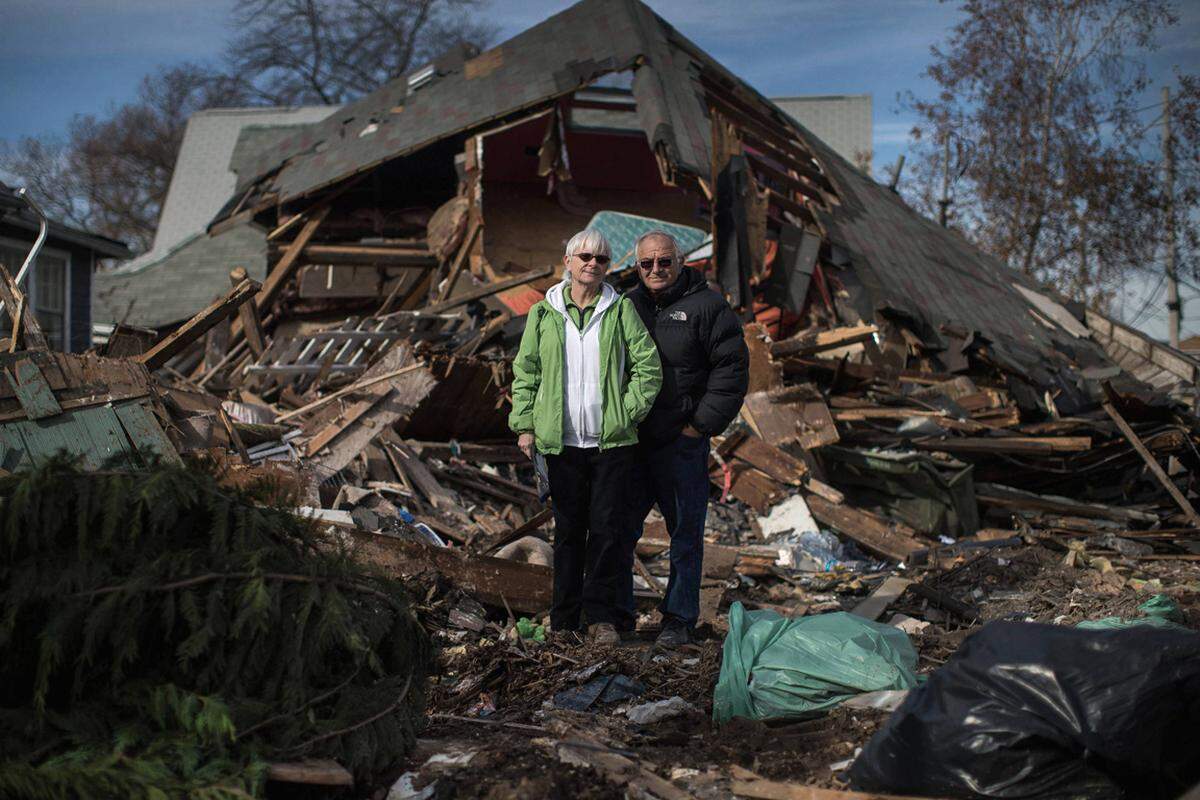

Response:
(1077, 593), (1188, 631)
(713, 603), (920, 723)
(516, 617), (546, 641)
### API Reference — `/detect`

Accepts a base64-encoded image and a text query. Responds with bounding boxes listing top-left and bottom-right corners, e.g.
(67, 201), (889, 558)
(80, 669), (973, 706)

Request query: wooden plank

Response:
(256, 206), (329, 313)
(851, 576), (912, 621)
(797, 400), (840, 449)
(0, 263), (47, 350)
(388, 441), (459, 510)
(275, 363), (424, 422)
(911, 436), (1091, 455)
(746, 151), (828, 207)
(112, 402), (184, 465)
(726, 434), (807, 485)
(7, 358), (62, 419)
(804, 494), (924, 563)
(293, 243), (435, 266)
(437, 220), (482, 301)
(266, 760), (353, 787)
(353, 534), (552, 614)
(741, 391), (803, 446)
(482, 506), (554, 554)
(975, 482), (1159, 524)
(304, 384), (391, 456)
(137, 278), (261, 370)
(1102, 401), (1200, 528)
(420, 265), (553, 314)
(771, 325), (879, 358)
(230, 267), (267, 357)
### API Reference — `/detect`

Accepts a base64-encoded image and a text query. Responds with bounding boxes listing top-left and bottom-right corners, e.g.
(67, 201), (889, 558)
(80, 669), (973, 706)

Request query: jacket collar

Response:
(632, 266), (706, 308)
(546, 279), (619, 328)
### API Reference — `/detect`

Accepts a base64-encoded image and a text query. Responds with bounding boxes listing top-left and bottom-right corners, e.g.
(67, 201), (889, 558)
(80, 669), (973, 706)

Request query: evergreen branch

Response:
(74, 572), (400, 609)
(287, 667), (414, 753)
(234, 666), (362, 742)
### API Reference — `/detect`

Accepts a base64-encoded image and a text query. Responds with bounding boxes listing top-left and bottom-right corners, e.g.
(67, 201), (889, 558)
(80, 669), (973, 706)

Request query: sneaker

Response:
(655, 621), (692, 648)
(587, 622), (620, 646)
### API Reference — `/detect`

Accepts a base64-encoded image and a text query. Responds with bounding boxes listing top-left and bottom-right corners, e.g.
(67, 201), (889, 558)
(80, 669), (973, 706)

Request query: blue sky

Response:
(1, 0), (1198, 337)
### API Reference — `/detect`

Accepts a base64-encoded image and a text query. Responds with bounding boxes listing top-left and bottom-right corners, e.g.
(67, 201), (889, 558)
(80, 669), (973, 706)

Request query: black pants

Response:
(545, 444), (635, 630)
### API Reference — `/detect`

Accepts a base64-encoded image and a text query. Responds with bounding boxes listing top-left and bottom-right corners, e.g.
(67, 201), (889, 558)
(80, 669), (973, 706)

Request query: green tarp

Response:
(713, 603), (920, 723)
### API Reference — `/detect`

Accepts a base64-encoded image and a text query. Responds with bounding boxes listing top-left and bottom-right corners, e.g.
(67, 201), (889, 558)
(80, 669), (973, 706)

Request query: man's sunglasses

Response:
(574, 252), (611, 266)
(638, 257), (674, 271)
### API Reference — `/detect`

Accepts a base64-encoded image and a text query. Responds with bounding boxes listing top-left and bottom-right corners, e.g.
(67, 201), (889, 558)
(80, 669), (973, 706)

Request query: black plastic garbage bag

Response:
(849, 621), (1200, 799)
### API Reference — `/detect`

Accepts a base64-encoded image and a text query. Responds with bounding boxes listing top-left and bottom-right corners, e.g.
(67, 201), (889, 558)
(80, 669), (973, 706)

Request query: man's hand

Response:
(681, 424), (703, 438)
(518, 432), (536, 459)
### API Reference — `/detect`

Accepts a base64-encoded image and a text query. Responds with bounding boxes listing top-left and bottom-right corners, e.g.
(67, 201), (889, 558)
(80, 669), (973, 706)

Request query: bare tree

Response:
(1, 64), (248, 253)
(903, 0), (1200, 310)
(227, 0), (496, 105)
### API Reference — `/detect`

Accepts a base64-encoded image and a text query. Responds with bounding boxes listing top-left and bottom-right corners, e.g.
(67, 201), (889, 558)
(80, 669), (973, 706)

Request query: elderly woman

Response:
(509, 229), (662, 644)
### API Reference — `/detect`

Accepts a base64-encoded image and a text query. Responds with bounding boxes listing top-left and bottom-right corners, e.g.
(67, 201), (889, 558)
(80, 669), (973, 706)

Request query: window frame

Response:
(0, 236), (73, 352)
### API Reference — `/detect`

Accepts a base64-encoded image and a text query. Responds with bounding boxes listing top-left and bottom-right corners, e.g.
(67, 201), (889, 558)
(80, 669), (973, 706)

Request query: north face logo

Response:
(669, 310), (687, 321)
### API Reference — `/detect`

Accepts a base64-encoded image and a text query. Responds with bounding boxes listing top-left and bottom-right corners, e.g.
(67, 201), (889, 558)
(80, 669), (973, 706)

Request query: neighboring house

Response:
(0, 182), (130, 351)
(772, 95), (872, 172)
(93, 105), (335, 330)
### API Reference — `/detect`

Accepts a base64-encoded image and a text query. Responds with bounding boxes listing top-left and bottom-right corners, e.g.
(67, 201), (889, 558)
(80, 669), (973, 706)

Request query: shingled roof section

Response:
(220, 0), (721, 213)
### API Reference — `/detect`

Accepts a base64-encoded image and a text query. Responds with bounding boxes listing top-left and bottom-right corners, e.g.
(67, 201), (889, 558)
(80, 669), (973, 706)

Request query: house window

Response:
(0, 242), (70, 350)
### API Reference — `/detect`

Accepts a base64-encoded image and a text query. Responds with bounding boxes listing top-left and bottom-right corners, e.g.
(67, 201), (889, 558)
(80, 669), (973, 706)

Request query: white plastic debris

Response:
(888, 613), (931, 635)
(757, 494), (820, 540)
(843, 689), (910, 711)
(626, 696), (696, 724)
(387, 772), (434, 800)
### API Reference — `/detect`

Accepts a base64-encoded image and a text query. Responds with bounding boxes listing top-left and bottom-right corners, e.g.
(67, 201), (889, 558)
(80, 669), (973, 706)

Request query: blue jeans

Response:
(620, 434), (711, 630)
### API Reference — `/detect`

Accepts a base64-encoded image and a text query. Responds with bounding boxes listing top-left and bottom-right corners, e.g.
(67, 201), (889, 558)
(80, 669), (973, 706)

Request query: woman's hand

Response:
(518, 433), (536, 460)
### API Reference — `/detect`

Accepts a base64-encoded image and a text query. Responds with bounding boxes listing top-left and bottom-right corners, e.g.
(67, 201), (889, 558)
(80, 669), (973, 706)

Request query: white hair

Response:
(564, 229), (612, 259)
(634, 229), (680, 259)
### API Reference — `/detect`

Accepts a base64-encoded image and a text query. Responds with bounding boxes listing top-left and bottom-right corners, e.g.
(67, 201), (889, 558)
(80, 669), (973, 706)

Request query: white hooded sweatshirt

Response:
(544, 279), (620, 448)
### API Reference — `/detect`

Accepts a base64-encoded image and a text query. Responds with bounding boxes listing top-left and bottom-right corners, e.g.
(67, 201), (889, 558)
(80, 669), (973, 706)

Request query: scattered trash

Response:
(713, 603), (920, 722)
(850, 621), (1200, 799)
(1077, 593), (1188, 630)
(516, 616), (547, 641)
(626, 696), (697, 724)
(553, 674), (646, 712)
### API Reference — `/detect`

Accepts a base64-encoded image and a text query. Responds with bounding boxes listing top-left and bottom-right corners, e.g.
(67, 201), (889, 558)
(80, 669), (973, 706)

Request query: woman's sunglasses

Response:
(574, 252), (611, 266)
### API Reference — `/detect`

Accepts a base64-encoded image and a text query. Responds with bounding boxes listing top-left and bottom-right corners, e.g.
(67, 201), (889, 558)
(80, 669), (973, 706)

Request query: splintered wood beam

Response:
(770, 324), (878, 358)
(482, 506), (554, 554)
(437, 221), (482, 302)
(283, 244), (437, 266)
(230, 267), (267, 357)
(746, 152), (828, 207)
(256, 206), (330, 313)
(1102, 401), (1200, 528)
(0, 263), (47, 350)
(422, 265), (553, 314)
(912, 436), (1091, 455)
(803, 493), (923, 563)
(137, 278), (261, 371)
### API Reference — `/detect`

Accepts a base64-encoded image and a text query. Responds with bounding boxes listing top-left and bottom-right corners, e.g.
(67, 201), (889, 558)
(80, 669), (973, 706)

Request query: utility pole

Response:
(1163, 86), (1181, 348)
(938, 134), (951, 227)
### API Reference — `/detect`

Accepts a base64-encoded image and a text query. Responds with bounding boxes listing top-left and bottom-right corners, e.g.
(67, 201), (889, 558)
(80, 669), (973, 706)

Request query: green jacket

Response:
(509, 281), (662, 454)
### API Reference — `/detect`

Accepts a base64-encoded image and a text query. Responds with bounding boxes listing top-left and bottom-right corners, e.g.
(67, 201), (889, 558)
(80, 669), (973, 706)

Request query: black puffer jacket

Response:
(627, 267), (749, 444)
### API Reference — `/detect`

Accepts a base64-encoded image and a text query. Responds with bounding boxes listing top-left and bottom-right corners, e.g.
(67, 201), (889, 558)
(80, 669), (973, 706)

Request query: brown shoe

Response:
(587, 622), (620, 646)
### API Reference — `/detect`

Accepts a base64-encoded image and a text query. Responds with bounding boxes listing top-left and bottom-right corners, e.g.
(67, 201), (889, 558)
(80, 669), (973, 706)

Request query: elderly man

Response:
(622, 230), (749, 646)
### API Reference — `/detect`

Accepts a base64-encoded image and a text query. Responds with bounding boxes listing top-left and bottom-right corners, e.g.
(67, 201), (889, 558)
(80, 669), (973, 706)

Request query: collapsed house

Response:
(2, 0), (1193, 796)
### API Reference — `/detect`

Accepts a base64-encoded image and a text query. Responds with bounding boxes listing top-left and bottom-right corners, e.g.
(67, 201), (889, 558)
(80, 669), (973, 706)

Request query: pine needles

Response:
(0, 459), (430, 799)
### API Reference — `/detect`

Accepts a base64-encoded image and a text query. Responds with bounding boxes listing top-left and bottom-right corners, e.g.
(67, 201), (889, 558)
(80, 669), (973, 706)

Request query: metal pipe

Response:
(13, 188), (48, 287)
